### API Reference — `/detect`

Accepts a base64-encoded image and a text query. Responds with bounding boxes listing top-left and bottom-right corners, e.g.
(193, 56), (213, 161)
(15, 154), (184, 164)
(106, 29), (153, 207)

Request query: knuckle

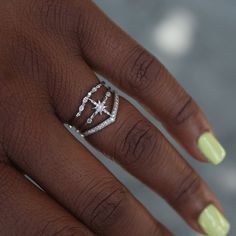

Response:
(172, 97), (198, 125)
(121, 46), (161, 94)
(41, 216), (89, 236)
(76, 178), (128, 231)
(91, 187), (126, 229)
(172, 168), (202, 206)
(49, 226), (88, 236)
(115, 117), (157, 166)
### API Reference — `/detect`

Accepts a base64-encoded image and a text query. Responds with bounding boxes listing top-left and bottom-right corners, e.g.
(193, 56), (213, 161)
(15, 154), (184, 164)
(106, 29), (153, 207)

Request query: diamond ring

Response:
(68, 82), (119, 137)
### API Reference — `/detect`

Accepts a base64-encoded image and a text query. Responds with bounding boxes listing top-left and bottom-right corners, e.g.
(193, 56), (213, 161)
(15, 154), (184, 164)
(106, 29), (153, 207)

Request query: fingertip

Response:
(197, 132), (226, 165)
(198, 204), (231, 236)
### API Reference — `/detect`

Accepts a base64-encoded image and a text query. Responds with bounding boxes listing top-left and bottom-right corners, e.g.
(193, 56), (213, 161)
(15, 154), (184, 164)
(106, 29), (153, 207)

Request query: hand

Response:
(0, 0), (230, 235)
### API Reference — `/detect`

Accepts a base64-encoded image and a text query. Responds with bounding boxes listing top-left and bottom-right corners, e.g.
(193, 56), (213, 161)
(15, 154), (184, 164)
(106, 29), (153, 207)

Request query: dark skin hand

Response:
(0, 0), (228, 235)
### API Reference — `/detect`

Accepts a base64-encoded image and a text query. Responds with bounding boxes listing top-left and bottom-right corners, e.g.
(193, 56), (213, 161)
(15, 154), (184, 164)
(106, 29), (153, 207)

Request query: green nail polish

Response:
(198, 132), (226, 165)
(199, 205), (230, 236)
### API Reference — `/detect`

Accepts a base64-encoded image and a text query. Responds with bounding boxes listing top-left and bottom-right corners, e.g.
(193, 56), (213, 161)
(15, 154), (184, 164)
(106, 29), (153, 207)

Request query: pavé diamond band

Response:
(69, 82), (119, 137)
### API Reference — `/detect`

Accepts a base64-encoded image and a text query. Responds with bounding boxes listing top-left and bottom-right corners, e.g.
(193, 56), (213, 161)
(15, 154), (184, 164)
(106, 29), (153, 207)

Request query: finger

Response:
(52, 59), (226, 235)
(2, 80), (173, 236)
(0, 160), (93, 236)
(75, 1), (226, 165)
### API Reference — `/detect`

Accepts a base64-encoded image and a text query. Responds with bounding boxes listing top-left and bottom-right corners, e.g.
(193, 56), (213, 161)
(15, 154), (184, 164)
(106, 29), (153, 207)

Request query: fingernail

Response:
(198, 205), (230, 236)
(198, 132), (226, 165)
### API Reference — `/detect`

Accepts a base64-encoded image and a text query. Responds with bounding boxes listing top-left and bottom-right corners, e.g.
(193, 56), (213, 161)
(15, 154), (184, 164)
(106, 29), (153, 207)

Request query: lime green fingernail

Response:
(199, 205), (230, 236)
(198, 132), (226, 165)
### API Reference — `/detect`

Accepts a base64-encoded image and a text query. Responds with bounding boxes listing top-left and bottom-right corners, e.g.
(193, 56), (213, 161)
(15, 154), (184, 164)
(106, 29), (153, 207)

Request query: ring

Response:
(68, 82), (119, 137)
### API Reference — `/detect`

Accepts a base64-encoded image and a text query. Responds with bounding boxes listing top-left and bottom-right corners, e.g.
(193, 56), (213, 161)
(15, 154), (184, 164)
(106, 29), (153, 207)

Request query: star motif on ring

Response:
(93, 100), (108, 115)
(83, 92), (119, 137)
(86, 92), (112, 124)
(72, 82), (119, 137)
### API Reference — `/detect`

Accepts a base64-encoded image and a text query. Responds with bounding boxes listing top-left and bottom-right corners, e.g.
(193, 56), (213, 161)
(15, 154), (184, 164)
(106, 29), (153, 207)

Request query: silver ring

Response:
(69, 82), (119, 137)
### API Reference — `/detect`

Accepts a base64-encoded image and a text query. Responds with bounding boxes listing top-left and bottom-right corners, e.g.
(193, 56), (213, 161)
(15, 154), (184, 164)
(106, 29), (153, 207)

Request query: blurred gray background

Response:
(75, 1), (236, 235)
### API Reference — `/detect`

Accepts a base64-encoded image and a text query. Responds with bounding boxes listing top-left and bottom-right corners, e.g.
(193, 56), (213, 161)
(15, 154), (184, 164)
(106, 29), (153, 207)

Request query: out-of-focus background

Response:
(75, 1), (236, 235)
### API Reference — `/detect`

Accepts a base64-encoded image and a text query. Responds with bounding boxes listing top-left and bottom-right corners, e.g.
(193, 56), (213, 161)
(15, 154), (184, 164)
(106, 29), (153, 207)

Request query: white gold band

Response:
(69, 82), (119, 137)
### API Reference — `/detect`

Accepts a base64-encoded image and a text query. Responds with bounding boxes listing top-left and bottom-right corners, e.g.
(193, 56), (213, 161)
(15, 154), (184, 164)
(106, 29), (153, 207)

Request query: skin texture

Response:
(0, 0), (225, 235)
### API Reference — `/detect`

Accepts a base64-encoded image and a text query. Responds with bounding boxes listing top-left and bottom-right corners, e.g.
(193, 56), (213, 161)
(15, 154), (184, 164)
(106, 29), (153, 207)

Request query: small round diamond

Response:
(87, 118), (92, 124)
(106, 91), (111, 97)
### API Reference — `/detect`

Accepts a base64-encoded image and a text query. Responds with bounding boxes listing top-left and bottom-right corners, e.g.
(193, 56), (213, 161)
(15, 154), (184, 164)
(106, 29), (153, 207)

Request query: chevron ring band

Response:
(68, 82), (119, 137)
